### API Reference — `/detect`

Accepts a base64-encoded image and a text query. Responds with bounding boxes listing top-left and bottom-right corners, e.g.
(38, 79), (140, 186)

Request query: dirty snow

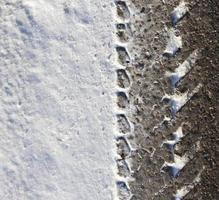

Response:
(166, 49), (200, 87)
(162, 83), (202, 117)
(164, 28), (182, 56)
(174, 168), (204, 199)
(162, 126), (184, 150)
(171, 1), (189, 25)
(162, 153), (189, 178)
(0, 0), (117, 200)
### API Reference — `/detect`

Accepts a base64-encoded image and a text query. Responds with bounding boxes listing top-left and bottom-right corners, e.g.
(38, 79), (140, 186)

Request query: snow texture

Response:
(162, 154), (189, 177)
(171, 1), (189, 25)
(0, 0), (116, 200)
(162, 126), (184, 150)
(162, 83), (202, 117)
(166, 49), (200, 87)
(164, 28), (182, 56)
(174, 168), (203, 199)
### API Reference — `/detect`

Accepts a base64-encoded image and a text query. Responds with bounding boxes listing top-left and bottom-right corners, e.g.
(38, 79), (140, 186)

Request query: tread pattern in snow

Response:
(114, 1), (134, 199)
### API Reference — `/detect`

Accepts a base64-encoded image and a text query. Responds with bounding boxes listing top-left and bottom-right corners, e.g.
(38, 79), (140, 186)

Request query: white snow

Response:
(166, 49), (200, 87)
(171, 1), (189, 25)
(162, 154), (189, 177)
(162, 83), (202, 116)
(174, 168), (204, 199)
(0, 1), (117, 200)
(162, 126), (184, 150)
(164, 28), (182, 56)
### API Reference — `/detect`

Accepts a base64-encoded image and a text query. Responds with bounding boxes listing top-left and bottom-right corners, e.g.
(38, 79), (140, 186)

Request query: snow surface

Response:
(0, 1), (117, 200)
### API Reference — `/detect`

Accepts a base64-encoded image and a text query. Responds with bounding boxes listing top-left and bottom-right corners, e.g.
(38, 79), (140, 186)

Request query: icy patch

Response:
(166, 49), (200, 87)
(164, 28), (182, 56)
(171, 1), (189, 25)
(162, 84), (202, 117)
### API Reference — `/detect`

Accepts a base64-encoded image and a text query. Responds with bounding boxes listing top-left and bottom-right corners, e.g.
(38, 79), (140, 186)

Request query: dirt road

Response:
(115, 0), (219, 199)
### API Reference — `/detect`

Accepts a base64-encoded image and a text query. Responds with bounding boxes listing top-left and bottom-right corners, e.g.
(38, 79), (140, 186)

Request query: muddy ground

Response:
(120, 0), (219, 199)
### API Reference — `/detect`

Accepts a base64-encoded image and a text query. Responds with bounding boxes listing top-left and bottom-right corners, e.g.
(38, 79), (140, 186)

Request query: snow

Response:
(162, 83), (202, 117)
(162, 154), (189, 177)
(0, 1), (117, 200)
(166, 49), (200, 87)
(162, 126), (184, 150)
(174, 168), (204, 199)
(162, 91), (188, 116)
(164, 28), (182, 56)
(171, 1), (189, 25)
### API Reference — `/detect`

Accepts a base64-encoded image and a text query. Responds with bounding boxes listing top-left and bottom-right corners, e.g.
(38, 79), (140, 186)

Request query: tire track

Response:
(114, 1), (135, 199)
(160, 1), (204, 199)
(124, 0), (205, 199)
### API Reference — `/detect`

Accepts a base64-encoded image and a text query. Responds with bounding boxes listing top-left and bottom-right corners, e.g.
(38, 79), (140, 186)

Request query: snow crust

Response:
(0, 1), (116, 199)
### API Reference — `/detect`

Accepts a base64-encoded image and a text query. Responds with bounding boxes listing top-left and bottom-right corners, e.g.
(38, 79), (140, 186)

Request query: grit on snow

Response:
(0, 0), (117, 199)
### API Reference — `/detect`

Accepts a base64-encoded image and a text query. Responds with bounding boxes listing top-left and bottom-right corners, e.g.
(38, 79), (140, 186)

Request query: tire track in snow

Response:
(160, 1), (204, 199)
(114, 1), (135, 199)
(122, 0), (206, 199)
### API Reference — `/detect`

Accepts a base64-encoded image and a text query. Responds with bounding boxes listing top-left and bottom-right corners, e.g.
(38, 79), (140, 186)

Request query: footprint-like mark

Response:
(116, 181), (131, 200)
(117, 69), (131, 88)
(174, 167), (204, 200)
(162, 83), (202, 117)
(114, 1), (133, 199)
(161, 126), (184, 150)
(166, 49), (200, 87)
(115, 1), (131, 20)
(117, 92), (129, 109)
(159, 1), (203, 199)
(171, 1), (188, 26)
(116, 137), (131, 158)
(117, 159), (131, 177)
(117, 114), (131, 134)
(116, 23), (132, 43)
(116, 46), (131, 65)
(164, 28), (182, 57)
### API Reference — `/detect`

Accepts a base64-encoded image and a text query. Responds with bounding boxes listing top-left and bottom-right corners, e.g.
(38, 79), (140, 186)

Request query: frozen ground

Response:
(0, 0), (116, 200)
